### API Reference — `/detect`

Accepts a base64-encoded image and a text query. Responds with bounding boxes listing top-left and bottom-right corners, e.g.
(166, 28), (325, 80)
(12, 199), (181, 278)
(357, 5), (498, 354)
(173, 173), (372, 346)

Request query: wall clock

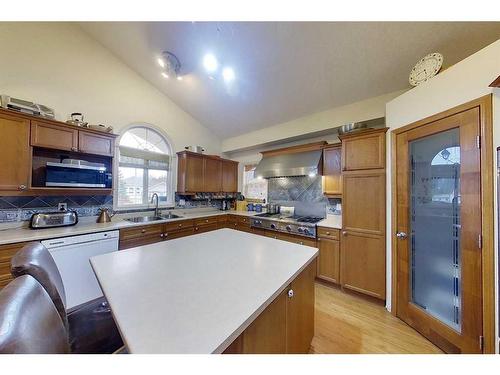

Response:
(409, 52), (444, 87)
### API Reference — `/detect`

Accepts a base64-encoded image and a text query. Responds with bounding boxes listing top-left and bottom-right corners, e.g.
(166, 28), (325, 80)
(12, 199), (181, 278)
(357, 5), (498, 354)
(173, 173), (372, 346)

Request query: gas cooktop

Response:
(251, 213), (324, 238)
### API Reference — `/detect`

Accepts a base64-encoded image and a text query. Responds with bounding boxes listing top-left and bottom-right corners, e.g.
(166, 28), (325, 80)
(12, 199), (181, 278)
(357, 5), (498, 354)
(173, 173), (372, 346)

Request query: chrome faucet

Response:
(151, 193), (160, 217)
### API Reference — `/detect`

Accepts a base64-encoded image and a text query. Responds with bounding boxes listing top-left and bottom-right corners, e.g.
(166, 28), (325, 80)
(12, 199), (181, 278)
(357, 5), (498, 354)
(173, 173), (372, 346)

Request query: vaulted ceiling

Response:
(79, 22), (500, 139)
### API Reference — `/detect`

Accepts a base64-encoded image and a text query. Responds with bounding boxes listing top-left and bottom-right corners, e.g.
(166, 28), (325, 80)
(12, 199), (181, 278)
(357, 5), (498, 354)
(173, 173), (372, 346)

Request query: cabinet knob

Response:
(317, 238), (321, 242)
(71, 147), (78, 152)
(178, 224), (182, 227)
(396, 231), (408, 239)
(141, 229), (146, 233)
(206, 219), (209, 223)
(342, 231), (347, 236)
(195, 227), (199, 231)
(164, 233), (168, 237)
(287, 289), (294, 298)
(326, 231), (330, 235)
(299, 241), (304, 245)
(18, 184), (27, 191)
(160, 233), (164, 238)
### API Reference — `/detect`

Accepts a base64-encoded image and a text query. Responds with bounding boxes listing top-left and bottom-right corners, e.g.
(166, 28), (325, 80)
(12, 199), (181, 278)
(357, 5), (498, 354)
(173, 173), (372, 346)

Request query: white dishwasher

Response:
(41, 230), (119, 309)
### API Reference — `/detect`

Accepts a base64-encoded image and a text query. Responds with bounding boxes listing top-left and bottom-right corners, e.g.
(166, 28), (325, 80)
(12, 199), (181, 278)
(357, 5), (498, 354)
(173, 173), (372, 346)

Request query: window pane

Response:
(118, 167), (144, 206)
(119, 127), (169, 154)
(148, 169), (168, 204)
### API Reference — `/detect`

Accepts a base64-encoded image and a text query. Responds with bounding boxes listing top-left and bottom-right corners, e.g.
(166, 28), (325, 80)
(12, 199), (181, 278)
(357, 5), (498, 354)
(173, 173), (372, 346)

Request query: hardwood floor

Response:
(310, 282), (443, 354)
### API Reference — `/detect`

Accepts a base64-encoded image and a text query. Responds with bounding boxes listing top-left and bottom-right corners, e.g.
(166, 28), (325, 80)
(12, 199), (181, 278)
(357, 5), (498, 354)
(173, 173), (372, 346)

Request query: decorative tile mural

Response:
(0, 195), (113, 223)
(267, 176), (340, 217)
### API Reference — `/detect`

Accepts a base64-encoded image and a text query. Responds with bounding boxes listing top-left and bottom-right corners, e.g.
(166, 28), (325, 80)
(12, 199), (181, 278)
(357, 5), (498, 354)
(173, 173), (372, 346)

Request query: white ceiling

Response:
(79, 22), (500, 139)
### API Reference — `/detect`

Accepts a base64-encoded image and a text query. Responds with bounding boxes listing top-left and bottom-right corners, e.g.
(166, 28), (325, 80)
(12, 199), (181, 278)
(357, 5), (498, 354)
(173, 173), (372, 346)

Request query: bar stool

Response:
(11, 242), (123, 353)
(0, 275), (69, 354)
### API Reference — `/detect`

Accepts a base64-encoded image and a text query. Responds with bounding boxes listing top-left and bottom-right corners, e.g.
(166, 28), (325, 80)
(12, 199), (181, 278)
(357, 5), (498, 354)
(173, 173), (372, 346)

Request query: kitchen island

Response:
(90, 228), (317, 354)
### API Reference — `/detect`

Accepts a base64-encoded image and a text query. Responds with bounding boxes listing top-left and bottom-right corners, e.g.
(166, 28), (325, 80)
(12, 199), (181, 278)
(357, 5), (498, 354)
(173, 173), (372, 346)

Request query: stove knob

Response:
(254, 220), (261, 225)
(285, 225), (292, 232)
(303, 228), (311, 235)
(297, 227), (304, 233)
(270, 223), (277, 229)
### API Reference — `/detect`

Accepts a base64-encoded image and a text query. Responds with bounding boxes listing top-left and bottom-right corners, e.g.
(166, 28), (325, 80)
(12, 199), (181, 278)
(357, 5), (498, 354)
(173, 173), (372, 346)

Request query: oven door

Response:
(46, 164), (106, 188)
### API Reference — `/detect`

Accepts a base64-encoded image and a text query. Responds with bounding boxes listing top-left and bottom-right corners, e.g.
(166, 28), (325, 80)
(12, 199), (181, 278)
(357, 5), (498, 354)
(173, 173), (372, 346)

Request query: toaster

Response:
(30, 210), (78, 229)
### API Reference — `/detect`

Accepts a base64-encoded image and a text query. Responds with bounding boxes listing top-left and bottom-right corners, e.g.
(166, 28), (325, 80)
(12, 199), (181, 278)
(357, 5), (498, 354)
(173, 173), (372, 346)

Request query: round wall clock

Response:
(409, 52), (444, 87)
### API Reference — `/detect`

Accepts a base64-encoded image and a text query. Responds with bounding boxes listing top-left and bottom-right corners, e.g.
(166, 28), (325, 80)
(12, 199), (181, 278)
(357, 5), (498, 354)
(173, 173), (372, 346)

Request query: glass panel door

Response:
(409, 128), (461, 332)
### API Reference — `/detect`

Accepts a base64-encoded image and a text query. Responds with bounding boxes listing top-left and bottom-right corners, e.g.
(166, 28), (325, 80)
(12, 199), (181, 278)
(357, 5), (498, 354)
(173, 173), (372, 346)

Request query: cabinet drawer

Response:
(217, 215), (229, 223)
(165, 227), (194, 240)
(237, 216), (251, 225)
(194, 216), (218, 226)
(227, 214), (239, 223)
(164, 219), (194, 232)
(120, 224), (163, 241)
(194, 223), (218, 234)
(317, 227), (340, 240)
(119, 235), (162, 250)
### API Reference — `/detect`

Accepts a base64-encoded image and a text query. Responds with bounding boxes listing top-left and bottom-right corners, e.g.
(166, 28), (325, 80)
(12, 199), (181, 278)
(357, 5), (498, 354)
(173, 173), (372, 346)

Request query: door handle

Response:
(396, 231), (408, 239)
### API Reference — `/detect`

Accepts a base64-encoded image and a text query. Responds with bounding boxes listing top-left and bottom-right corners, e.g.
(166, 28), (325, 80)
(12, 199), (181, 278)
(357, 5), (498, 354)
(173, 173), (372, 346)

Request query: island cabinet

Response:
(0, 112), (31, 191)
(226, 214), (252, 232)
(176, 151), (239, 194)
(338, 128), (387, 301)
(316, 227), (340, 284)
(224, 260), (316, 354)
(322, 144), (342, 197)
(0, 242), (28, 290)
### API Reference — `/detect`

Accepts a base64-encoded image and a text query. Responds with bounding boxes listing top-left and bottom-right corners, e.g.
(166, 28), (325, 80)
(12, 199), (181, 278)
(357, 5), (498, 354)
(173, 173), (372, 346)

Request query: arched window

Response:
(117, 126), (173, 208)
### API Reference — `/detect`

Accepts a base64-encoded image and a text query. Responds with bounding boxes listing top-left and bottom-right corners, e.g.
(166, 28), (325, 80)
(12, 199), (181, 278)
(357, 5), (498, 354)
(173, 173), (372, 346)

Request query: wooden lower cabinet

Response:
(119, 223), (164, 250)
(340, 231), (385, 299)
(317, 236), (340, 284)
(0, 242), (28, 290)
(264, 231), (317, 248)
(223, 260), (316, 354)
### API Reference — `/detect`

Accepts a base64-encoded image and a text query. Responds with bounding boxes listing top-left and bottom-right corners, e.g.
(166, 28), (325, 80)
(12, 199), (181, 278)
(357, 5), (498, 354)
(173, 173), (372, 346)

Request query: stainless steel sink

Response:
(125, 216), (165, 223)
(161, 213), (182, 219)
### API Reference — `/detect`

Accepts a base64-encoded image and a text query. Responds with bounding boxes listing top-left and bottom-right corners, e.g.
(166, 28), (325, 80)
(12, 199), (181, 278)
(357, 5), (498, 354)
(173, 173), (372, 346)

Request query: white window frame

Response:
(114, 124), (175, 210)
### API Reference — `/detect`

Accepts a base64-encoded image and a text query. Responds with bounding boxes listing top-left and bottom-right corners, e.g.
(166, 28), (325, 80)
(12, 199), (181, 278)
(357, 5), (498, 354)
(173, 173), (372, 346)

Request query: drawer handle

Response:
(160, 233), (164, 238)
(342, 231), (347, 236)
(195, 227), (199, 231)
(326, 232), (330, 235)
(178, 224), (182, 227)
(141, 229), (146, 233)
(19, 184), (27, 191)
(287, 289), (294, 298)
(206, 219), (209, 223)
(164, 233), (168, 237)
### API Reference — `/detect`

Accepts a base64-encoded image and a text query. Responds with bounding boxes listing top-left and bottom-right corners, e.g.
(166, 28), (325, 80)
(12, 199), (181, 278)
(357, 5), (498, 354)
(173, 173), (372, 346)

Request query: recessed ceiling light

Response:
(222, 67), (235, 82)
(203, 53), (218, 73)
(161, 72), (169, 79)
(157, 58), (165, 68)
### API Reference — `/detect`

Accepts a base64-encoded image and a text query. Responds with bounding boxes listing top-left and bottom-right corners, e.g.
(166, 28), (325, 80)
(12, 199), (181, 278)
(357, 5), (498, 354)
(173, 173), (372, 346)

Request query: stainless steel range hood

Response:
(254, 149), (322, 179)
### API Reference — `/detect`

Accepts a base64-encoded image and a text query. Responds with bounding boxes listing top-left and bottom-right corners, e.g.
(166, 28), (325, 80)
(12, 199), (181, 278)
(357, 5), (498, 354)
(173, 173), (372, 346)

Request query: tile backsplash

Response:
(0, 195), (113, 223)
(267, 176), (340, 217)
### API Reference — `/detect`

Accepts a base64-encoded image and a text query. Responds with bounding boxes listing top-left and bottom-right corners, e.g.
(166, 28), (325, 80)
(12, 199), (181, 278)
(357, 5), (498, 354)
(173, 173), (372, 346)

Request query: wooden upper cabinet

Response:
(222, 159), (238, 192)
(203, 157), (222, 192)
(0, 112), (31, 191)
(322, 144), (342, 196)
(31, 120), (78, 151)
(339, 128), (387, 171)
(177, 151), (239, 193)
(78, 131), (114, 156)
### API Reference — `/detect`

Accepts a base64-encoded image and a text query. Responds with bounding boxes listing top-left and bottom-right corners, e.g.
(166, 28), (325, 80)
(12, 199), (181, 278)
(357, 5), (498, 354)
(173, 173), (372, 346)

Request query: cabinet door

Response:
(286, 260), (315, 353)
(242, 289), (287, 353)
(340, 231), (385, 300)
(317, 237), (340, 284)
(322, 146), (342, 196)
(0, 113), (30, 191)
(118, 224), (164, 250)
(185, 154), (204, 192)
(0, 242), (27, 290)
(342, 171), (385, 236)
(341, 129), (386, 171)
(222, 160), (238, 192)
(78, 131), (114, 156)
(203, 158), (222, 192)
(31, 121), (78, 151)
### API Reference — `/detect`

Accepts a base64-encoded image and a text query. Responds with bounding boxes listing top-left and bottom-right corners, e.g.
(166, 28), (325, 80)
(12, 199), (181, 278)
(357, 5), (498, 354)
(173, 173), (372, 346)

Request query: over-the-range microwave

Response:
(45, 159), (112, 188)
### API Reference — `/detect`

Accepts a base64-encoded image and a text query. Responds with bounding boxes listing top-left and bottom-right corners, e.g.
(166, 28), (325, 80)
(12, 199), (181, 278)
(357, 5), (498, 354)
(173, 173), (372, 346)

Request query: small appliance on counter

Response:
(0, 94), (55, 119)
(96, 208), (116, 223)
(45, 159), (111, 188)
(220, 200), (230, 211)
(30, 210), (78, 229)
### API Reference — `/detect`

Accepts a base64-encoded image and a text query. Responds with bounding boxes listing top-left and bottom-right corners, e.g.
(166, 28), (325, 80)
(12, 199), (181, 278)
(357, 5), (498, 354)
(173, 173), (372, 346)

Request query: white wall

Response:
(222, 90), (405, 153)
(0, 22), (221, 155)
(385, 39), (500, 351)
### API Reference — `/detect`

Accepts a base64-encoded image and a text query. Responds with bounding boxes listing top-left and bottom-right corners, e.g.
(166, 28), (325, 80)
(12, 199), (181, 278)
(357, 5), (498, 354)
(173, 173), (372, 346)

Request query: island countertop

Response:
(90, 228), (318, 354)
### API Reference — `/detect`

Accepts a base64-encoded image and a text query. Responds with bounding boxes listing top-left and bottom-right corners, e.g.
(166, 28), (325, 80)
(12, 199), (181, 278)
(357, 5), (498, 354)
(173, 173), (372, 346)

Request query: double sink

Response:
(125, 212), (182, 223)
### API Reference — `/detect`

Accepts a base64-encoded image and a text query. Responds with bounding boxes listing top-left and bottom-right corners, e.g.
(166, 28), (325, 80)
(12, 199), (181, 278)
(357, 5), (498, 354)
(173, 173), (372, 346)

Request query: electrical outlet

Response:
(58, 203), (68, 211)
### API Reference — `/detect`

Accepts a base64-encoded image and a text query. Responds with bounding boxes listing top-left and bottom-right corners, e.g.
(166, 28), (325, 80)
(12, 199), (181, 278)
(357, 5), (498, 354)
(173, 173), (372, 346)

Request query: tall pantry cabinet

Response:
(338, 128), (388, 300)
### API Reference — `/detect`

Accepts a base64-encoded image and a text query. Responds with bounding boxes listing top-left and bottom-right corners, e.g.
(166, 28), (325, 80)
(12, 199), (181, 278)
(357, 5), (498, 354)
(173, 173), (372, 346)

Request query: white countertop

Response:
(90, 229), (318, 354)
(0, 209), (260, 246)
(317, 215), (342, 229)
